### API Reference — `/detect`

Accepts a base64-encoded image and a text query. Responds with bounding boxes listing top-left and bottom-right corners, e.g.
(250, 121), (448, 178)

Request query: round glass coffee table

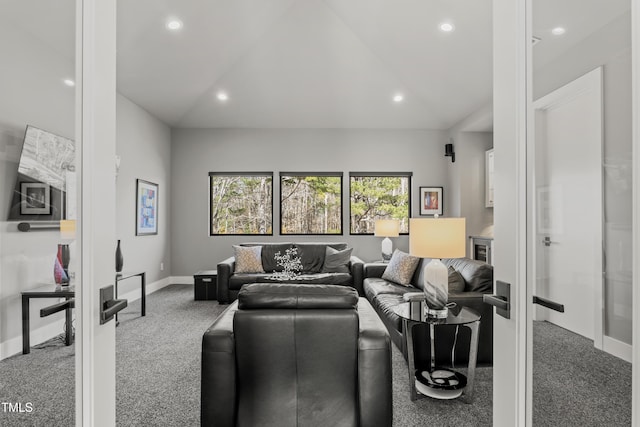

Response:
(393, 299), (481, 403)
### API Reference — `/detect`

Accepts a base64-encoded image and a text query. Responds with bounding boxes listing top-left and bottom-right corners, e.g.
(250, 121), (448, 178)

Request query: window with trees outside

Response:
(209, 172), (273, 235)
(280, 172), (343, 235)
(349, 172), (412, 234)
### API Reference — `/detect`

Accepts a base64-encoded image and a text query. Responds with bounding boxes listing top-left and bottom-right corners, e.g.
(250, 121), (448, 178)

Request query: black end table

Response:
(393, 300), (481, 403)
(194, 270), (217, 300)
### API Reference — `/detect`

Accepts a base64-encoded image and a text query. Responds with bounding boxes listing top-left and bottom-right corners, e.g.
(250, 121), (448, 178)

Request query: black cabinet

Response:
(194, 270), (217, 301)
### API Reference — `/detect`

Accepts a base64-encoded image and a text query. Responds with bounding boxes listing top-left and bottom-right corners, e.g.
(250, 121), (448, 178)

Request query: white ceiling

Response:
(2, 0), (632, 130)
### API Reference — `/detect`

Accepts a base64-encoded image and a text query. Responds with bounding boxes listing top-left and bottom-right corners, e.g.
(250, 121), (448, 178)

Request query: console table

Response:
(22, 285), (75, 354)
(115, 271), (146, 320)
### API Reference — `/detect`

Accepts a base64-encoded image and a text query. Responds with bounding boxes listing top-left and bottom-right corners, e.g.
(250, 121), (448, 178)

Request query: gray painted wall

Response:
(0, 16), (76, 355)
(115, 94), (172, 296)
(447, 131), (494, 257)
(533, 12), (632, 344)
(170, 128), (450, 274)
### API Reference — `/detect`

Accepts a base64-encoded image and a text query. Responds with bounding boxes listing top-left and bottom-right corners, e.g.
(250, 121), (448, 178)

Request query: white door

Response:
(532, 68), (603, 344)
(77, 0), (118, 425)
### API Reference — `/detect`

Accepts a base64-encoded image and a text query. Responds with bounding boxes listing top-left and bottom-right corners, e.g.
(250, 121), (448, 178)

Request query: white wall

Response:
(115, 94), (172, 297)
(170, 128), (450, 274)
(533, 12), (632, 345)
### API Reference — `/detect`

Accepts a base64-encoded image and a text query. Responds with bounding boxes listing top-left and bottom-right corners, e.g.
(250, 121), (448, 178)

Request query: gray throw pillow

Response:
(233, 245), (265, 273)
(321, 247), (352, 273)
(382, 249), (420, 286)
(448, 265), (465, 293)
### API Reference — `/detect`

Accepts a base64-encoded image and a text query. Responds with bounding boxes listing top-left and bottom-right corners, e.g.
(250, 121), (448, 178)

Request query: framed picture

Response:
(419, 186), (443, 216)
(20, 182), (51, 215)
(136, 179), (158, 235)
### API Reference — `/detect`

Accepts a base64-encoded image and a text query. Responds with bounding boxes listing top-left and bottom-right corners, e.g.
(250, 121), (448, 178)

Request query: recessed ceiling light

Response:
(63, 78), (75, 87)
(551, 27), (566, 36)
(166, 19), (183, 31)
(217, 91), (229, 102)
(439, 22), (455, 33)
(393, 94), (404, 103)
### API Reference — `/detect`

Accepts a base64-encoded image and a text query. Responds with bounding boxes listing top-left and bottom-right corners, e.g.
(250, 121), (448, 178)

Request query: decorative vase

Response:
(55, 244), (70, 285)
(115, 240), (124, 273)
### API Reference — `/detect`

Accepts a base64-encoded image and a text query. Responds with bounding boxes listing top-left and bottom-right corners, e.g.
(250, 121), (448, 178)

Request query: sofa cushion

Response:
(368, 293), (406, 334)
(444, 258), (493, 292)
(233, 245), (265, 273)
(293, 244), (327, 273)
(238, 283), (359, 309)
(448, 266), (466, 293)
(363, 278), (410, 302)
(260, 243), (294, 272)
(381, 250), (420, 286)
(322, 247), (353, 274)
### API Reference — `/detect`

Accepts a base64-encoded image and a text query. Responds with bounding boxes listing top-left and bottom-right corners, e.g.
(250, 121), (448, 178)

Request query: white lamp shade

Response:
(409, 218), (466, 259)
(374, 219), (400, 237)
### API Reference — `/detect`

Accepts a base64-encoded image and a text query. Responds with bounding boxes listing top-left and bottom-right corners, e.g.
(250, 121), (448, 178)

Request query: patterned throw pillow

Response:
(233, 245), (265, 273)
(382, 249), (420, 286)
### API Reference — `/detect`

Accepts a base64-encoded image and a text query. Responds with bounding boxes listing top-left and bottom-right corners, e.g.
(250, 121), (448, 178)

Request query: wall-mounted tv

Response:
(7, 125), (75, 221)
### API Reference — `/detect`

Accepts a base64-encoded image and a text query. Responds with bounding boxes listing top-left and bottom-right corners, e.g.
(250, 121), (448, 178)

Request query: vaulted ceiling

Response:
(3, 0), (632, 130)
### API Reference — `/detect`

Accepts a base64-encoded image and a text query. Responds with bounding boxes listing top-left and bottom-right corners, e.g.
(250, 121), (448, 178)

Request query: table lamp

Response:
(375, 219), (400, 262)
(409, 217), (466, 318)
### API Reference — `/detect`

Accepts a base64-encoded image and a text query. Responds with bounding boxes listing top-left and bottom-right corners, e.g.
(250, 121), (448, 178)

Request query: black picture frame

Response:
(419, 186), (443, 216)
(20, 182), (51, 215)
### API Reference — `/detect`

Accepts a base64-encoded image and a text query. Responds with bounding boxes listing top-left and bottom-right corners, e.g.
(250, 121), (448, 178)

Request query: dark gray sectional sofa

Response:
(363, 257), (494, 365)
(217, 242), (364, 304)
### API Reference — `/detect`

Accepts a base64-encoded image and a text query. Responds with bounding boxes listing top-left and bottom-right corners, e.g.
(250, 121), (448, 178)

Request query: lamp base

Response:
(424, 258), (448, 315)
(381, 237), (393, 262)
(425, 306), (448, 319)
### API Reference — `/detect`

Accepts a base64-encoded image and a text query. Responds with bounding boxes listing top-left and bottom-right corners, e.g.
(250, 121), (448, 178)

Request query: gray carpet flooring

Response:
(0, 284), (630, 426)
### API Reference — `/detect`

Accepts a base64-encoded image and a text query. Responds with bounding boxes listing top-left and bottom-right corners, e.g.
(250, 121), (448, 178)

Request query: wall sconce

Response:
(445, 143), (455, 162)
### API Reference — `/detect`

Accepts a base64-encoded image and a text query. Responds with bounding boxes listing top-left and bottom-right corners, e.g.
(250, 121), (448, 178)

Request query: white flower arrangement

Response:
(271, 247), (303, 280)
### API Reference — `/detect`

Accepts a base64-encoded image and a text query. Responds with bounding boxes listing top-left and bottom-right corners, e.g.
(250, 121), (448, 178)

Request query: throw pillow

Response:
(321, 247), (353, 273)
(448, 265), (465, 293)
(233, 245), (265, 273)
(382, 249), (420, 286)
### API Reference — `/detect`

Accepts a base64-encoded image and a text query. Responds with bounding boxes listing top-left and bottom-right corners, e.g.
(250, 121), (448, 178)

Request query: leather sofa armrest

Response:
(448, 291), (494, 364)
(350, 256), (365, 296)
(364, 262), (387, 279)
(201, 303), (238, 427)
(216, 256), (235, 304)
(357, 299), (392, 427)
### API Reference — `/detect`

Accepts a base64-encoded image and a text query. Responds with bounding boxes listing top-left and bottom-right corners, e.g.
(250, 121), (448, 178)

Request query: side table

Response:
(22, 284), (75, 354)
(393, 300), (481, 403)
(194, 270), (217, 301)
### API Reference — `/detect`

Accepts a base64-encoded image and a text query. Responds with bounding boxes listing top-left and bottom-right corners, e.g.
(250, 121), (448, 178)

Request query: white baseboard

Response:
(603, 335), (632, 363)
(0, 318), (67, 360)
(171, 276), (195, 285)
(0, 276), (185, 361)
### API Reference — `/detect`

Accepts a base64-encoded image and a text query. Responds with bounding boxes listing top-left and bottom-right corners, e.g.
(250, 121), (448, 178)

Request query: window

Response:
(349, 172), (412, 234)
(209, 172), (273, 235)
(280, 172), (343, 235)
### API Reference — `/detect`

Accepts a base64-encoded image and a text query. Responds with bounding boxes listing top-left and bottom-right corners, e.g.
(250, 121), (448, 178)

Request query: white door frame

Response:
(494, 0), (640, 426)
(632, 1), (640, 425)
(75, 0), (118, 425)
(492, 0), (529, 425)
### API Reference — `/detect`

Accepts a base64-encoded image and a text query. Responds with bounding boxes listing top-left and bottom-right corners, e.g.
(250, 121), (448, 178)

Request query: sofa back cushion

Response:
(322, 247), (353, 273)
(240, 242), (349, 273)
(293, 244), (327, 273)
(444, 258), (493, 292)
